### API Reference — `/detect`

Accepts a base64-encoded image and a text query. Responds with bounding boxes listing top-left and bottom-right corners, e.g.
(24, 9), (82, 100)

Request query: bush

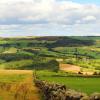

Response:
(93, 72), (100, 76)
(32, 60), (59, 72)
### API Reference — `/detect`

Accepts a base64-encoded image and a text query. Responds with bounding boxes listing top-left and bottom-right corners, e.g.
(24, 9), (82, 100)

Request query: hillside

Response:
(0, 36), (100, 99)
(0, 36), (100, 70)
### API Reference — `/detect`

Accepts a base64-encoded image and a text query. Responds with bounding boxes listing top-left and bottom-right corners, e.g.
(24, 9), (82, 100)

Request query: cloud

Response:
(83, 16), (96, 21)
(0, 0), (100, 36)
(0, 0), (100, 25)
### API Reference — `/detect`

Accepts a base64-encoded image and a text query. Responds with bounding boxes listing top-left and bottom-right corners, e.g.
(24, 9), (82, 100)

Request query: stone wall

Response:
(34, 80), (100, 100)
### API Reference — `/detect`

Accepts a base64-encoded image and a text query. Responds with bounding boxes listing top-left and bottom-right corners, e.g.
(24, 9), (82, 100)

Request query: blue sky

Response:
(71, 0), (100, 5)
(0, 0), (100, 37)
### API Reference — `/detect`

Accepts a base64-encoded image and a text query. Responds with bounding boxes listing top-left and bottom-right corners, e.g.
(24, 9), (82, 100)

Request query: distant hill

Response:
(0, 36), (99, 48)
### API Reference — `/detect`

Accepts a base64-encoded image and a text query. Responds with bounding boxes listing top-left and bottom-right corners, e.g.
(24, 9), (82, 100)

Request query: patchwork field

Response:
(0, 36), (100, 99)
(0, 70), (40, 100)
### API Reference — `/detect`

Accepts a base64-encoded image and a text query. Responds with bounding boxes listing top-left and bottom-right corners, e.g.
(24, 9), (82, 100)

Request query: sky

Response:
(0, 0), (100, 37)
(71, 0), (100, 5)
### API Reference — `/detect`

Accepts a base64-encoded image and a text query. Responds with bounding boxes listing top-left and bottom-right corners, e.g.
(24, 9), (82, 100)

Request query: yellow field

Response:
(59, 64), (81, 73)
(59, 64), (94, 75)
(0, 70), (40, 100)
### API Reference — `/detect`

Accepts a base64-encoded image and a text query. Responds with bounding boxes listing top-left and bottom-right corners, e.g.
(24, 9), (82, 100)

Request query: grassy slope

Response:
(0, 70), (40, 100)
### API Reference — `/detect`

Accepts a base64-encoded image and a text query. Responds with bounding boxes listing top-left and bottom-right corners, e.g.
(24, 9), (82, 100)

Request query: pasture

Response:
(37, 71), (100, 95)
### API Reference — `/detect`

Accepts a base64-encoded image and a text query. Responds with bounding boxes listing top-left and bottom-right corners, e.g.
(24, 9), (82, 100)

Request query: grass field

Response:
(37, 71), (100, 95)
(0, 36), (99, 98)
(0, 70), (40, 100)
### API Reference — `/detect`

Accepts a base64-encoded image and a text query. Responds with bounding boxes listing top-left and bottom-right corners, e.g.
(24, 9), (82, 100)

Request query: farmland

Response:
(0, 36), (99, 73)
(0, 70), (40, 100)
(0, 36), (100, 99)
(37, 70), (100, 94)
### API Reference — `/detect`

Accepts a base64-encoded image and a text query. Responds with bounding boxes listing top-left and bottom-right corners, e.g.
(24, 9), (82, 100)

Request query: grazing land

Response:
(37, 70), (100, 95)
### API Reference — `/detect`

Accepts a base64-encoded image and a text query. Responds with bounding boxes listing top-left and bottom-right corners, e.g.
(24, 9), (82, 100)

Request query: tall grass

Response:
(0, 70), (40, 100)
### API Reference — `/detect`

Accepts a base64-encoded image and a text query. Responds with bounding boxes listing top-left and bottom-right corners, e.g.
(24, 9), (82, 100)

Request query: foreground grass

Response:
(0, 70), (40, 100)
(37, 70), (100, 95)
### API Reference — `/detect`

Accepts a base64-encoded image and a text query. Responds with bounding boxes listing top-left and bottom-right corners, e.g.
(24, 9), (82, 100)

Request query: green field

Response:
(37, 71), (100, 94)
(0, 36), (100, 98)
(0, 36), (100, 71)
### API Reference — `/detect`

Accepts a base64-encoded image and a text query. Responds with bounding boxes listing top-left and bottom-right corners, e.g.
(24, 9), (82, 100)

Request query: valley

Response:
(0, 36), (100, 100)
